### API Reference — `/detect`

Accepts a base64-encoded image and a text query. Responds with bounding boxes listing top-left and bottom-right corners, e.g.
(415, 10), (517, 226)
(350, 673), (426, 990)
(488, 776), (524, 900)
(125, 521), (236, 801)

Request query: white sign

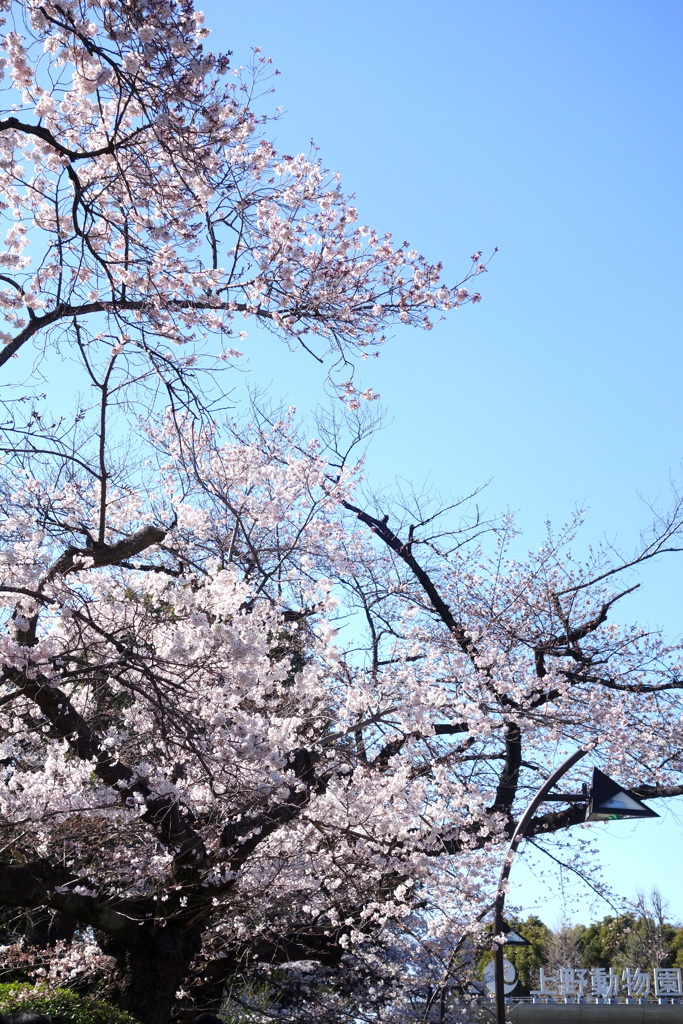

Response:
(531, 966), (682, 1000)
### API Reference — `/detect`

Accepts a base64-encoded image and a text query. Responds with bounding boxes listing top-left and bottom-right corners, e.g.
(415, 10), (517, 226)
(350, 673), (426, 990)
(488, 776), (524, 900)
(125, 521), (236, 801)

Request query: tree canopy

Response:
(1, 2), (683, 1024)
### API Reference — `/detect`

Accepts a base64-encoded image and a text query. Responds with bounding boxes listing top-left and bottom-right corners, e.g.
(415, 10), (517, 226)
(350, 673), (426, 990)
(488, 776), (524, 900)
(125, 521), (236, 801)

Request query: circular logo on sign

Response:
(482, 959), (518, 994)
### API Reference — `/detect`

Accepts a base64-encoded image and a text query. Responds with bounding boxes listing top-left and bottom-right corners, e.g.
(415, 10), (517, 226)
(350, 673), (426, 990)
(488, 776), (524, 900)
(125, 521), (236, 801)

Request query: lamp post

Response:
(492, 749), (659, 1024)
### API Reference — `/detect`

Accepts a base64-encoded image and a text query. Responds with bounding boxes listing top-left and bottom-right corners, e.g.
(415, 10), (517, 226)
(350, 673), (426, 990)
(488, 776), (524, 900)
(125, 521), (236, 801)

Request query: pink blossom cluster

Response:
(0, 0), (488, 394)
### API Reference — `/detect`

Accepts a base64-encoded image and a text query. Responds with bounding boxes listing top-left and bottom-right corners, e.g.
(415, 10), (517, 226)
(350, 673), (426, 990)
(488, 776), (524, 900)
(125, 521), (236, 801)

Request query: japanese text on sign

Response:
(531, 967), (682, 999)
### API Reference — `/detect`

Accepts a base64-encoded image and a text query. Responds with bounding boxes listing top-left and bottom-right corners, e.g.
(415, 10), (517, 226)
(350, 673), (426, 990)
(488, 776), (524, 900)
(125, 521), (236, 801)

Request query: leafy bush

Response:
(0, 985), (137, 1024)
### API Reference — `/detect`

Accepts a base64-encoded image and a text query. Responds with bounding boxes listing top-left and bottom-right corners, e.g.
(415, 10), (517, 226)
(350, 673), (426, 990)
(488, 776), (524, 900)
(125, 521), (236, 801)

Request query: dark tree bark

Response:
(97, 925), (204, 1024)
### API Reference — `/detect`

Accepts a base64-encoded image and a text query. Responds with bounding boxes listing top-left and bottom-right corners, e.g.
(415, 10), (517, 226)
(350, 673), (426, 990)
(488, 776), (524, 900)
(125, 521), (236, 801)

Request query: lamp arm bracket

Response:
(543, 793), (588, 802)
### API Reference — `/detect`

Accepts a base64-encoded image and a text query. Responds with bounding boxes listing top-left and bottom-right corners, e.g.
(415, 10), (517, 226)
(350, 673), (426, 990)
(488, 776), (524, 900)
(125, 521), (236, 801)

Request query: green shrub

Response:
(0, 984), (137, 1024)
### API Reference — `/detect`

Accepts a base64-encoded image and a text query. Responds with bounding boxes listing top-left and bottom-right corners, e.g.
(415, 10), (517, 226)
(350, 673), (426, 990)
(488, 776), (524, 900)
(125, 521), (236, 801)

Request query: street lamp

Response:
(492, 750), (659, 1024)
(501, 925), (530, 948)
(585, 768), (660, 822)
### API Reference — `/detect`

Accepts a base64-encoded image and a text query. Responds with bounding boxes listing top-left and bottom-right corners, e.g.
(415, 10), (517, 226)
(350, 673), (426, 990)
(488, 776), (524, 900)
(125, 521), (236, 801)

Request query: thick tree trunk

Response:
(97, 925), (203, 1024)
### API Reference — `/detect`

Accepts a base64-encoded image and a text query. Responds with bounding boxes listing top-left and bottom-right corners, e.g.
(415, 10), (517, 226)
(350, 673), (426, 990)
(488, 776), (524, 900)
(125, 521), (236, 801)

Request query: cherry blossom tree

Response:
(3, 388), (683, 1023)
(2, 3), (683, 1024)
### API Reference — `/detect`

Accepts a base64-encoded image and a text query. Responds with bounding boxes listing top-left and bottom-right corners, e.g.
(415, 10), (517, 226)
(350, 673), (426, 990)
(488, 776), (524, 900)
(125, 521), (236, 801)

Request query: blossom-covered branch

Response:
(0, 0), (488, 401)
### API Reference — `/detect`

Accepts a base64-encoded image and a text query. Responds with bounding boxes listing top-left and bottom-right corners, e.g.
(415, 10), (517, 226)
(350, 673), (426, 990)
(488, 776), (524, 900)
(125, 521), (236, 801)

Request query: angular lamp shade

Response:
(585, 768), (660, 822)
(503, 926), (530, 946)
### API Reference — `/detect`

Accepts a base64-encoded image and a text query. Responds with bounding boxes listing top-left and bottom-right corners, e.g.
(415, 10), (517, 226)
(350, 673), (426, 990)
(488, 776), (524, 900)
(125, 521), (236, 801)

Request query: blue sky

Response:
(197, 0), (683, 925)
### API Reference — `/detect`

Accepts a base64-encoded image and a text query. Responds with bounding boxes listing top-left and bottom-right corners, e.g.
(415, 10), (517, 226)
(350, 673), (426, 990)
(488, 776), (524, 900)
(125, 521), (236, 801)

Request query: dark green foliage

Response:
(578, 912), (681, 972)
(671, 930), (683, 970)
(579, 914), (637, 969)
(505, 916), (553, 995)
(0, 985), (137, 1024)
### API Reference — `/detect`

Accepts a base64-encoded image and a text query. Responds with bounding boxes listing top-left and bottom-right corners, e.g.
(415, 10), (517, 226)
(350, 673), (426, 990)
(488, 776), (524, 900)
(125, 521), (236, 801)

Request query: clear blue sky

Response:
(197, 0), (683, 925)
